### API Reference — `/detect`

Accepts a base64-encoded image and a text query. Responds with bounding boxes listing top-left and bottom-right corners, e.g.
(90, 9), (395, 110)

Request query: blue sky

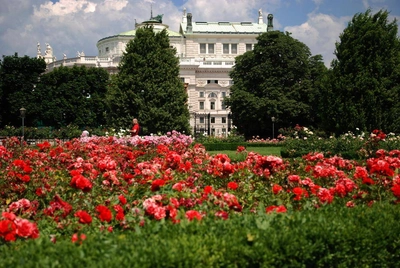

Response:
(0, 0), (399, 67)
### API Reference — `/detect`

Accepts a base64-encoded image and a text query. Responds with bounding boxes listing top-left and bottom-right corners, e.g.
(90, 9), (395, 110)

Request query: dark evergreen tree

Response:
(32, 65), (109, 128)
(107, 26), (190, 135)
(226, 31), (326, 138)
(321, 9), (400, 134)
(0, 54), (46, 127)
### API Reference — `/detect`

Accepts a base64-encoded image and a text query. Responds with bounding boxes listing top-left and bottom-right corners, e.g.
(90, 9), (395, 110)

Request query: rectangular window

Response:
(222, 128), (226, 133)
(200, 43), (206, 54)
(222, 117), (226, 123)
(210, 102), (215, 110)
(231, 44), (237, 54)
(221, 92), (226, 98)
(221, 101), (226, 110)
(180, 77), (185, 83)
(223, 44), (229, 54)
(200, 117), (204, 124)
(208, 44), (214, 54)
(199, 102), (204, 110)
(105, 47), (109, 52)
(207, 80), (218, 84)
(246, 44), (252, 51)
(199, 92), (204, 98)
(211, 117), (215, 123)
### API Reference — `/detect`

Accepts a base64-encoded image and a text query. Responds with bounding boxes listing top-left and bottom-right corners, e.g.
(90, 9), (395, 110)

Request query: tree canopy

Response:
(32, 65), (109, 128)
(0, 54), (46, 127)
(226, 31), (326, 138)
(107, 26), (190, 134)
(320, 9), (400, 134)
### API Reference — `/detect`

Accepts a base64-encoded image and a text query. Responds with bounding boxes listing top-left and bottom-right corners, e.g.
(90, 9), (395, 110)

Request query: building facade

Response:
(41, 8), (273, 136)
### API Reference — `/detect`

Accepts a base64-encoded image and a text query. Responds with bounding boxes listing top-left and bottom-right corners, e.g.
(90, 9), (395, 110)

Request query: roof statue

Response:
(44, 43), (53, 56)
(37, 42), (41, 54)
(258, 8), (264, 24)
(151, 14), (163, 23)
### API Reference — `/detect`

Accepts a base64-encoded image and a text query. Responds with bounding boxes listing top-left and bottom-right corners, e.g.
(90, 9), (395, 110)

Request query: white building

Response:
(41, 8), (273, 136)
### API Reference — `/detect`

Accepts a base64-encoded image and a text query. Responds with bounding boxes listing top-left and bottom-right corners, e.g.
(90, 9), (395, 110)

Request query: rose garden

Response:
(0, 129), (399, 267)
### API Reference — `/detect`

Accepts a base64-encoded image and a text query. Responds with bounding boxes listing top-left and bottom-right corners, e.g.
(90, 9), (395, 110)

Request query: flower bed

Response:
(0, 131), (399, 245)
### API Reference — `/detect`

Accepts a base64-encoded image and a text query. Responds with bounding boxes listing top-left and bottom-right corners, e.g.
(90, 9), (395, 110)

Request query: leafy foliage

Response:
(226, 31), (327, 139)
(320, 9), (400, 134)
(107, 26), (190, 134)
(32, 65), (109, 128)
(0, 54), (46, 127)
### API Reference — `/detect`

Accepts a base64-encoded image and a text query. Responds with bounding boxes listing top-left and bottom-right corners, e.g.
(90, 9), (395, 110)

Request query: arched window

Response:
(208, 92), (217, 98)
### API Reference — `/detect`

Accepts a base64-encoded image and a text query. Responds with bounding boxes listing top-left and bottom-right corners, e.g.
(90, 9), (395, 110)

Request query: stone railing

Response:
(46, 56), (119, 72)
(46, 56), (236, 72)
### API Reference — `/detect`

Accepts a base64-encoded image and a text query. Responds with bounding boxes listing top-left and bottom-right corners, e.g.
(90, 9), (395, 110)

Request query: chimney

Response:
(267, 14), (274, 31)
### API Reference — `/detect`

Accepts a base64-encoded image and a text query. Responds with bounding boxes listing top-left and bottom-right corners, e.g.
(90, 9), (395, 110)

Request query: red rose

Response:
(74, 210), (92, 224)
(95, 205), (112, 222)
(185, 210), (202, 221)
(227, 181), (238, 190)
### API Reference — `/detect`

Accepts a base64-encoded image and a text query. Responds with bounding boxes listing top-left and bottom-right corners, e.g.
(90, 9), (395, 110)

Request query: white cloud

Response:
(0, 0), (398, 70)
(312, 0), (324, 6)
(33, 0), (98, 17)
(183, 0), (279, 22)
(285, 12), (350, 67)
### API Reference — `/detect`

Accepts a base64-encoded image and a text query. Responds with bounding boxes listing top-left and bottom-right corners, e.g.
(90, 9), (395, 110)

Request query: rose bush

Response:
(0, 130), (399, 243)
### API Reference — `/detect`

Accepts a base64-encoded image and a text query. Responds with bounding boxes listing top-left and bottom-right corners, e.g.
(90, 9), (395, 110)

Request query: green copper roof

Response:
(118, 28), (181, 37)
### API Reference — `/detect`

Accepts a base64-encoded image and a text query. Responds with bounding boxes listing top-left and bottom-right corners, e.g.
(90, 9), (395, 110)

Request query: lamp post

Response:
(271, 116), (275, 139)
(20, 107), (26, 145)
(191, 112), (197, 138)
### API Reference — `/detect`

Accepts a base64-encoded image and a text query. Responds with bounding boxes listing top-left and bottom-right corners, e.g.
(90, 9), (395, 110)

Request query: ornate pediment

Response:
(218, 80), (229, 87)
(196, 80), (207, 87)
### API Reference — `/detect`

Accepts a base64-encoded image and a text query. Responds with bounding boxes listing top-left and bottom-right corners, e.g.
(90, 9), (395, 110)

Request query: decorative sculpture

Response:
(45, 43), (52, 56)
(151, 14), (163, 23)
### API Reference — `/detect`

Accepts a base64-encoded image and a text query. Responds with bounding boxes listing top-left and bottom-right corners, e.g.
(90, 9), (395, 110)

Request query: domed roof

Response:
(97, 14), (181, 44)
(118, 27), (181, 37)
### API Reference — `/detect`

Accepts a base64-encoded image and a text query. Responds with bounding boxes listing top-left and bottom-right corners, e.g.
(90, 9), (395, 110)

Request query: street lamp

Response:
(191, 112), (197, 137)
(20, 107), (26, 145)
(271, 116), (275, 139)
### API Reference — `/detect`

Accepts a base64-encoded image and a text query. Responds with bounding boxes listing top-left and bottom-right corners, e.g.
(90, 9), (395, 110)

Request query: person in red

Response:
(130, 118), (140, 136)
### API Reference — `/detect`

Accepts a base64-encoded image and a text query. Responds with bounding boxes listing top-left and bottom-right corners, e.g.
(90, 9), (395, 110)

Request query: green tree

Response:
(0, 54), (46, 127)
(108, 26), (190, 135)
(32, 65), (109, 128)
(321, 9), (400, 134)
(226, 31), (326, 138)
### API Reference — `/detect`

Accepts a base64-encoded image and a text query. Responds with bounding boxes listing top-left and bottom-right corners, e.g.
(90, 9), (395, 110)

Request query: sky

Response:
(0, 0), (399, 68)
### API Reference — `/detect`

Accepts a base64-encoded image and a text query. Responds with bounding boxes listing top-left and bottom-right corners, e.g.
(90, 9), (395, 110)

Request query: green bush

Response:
(280, 131), (400, 159)
(202, 143), (246, 151)
(0, 125), (113, 140)
(1, 203), (399, 267)
(195, 132), (246, 144)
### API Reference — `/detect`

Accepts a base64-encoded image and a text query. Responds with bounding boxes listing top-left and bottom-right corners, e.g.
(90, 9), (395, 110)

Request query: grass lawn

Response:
(209, 146), (281, 161)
